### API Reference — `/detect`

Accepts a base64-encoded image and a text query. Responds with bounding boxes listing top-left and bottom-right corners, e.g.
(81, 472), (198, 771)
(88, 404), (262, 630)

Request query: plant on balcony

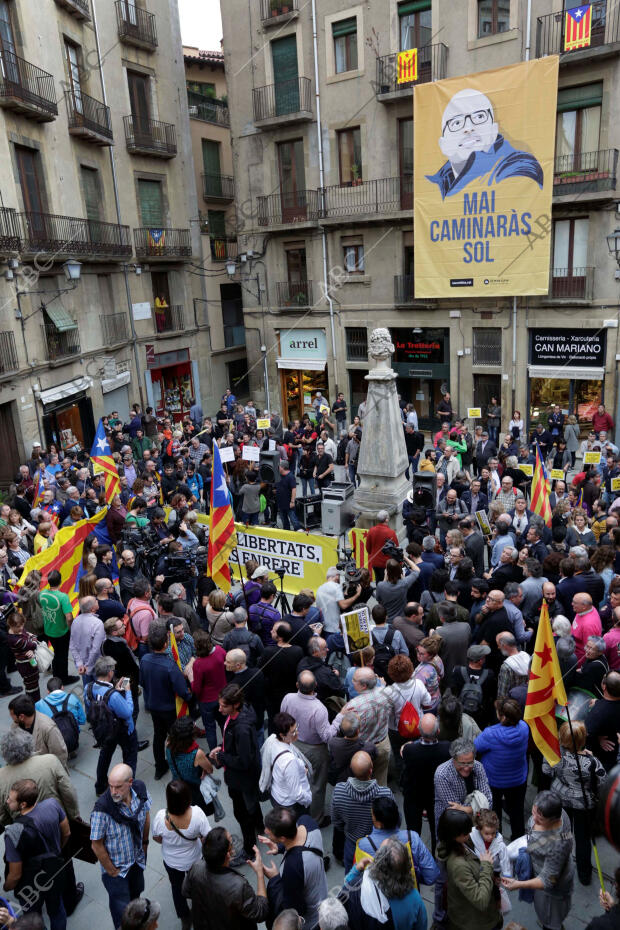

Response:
(293, 290), (308, 306)
(351, 163), (362, 186)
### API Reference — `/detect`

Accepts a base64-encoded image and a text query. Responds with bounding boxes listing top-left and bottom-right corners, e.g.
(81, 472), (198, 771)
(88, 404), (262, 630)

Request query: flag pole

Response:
(563, 702), (606, 893)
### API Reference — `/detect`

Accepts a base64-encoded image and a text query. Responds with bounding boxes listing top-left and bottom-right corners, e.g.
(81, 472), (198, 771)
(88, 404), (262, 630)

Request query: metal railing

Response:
(472, 330), (502, 366)
(123, 115), (177, 156)
(20, 212), (132, 256)
(54, 0), (90, 18)
(134, 227), (192, 258)
(394, 275), (415, 304)
(101, 314), (129, 345)
(0, 50), (57, 118)
(42, 323), (80, 361)
(153, 303), (185, 333)
(224, 324), (246, 348)
(187, 90), (230, 126)
(257, 190), (320, 226)
(322, 176), (412, 218)
(253, 76), (312, 122)
(537, 2), (617, 57)
(375, 43), (448, 96)
(346, 327), (368, 361)
(276, 280), (313, 308)
(0, 331), (18, 374)
(260, 0), (299, 20)
(0, 207), (21, 251)
(115, 1), (158, 48)
(209, 236), (238, 261)
(202, 173), (235, 201)
(65, 89), (113, 141)
(550, 266), (594, 300)
(553, 147), (618, 191)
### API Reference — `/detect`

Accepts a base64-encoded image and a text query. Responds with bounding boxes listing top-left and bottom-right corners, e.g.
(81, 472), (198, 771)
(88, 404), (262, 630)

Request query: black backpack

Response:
(457, 667), (490, 716)
(371, 628), (396, 681)
(43, 694), (80, 754)
(86, 683), (121, 744)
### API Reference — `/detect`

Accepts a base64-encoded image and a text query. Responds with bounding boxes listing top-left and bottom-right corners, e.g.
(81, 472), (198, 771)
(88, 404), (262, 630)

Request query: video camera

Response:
(336, 545), (362, 584)
(165, 546), (208, 583)
(381, 539), (404, 563)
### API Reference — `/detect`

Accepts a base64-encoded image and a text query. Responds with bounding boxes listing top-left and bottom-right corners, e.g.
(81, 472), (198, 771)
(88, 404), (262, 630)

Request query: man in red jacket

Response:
(365, 511), (399, 582)
(593, 404), (614, 438)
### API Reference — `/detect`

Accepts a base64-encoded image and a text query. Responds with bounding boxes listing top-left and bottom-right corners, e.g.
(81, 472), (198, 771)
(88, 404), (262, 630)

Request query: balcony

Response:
(536, 2), (620, 59)
(134, 227), (192, 260)
(187, 90), (230, 127)
(252, 77), (312, 127)
(202, 173), (235, 202)
(549, 267), (594, 301)
(375, 43), (448, 102)
(42, 323), (81, 362)
(322, 177), (412, 222)
(101, 313), (129, 345)
(260, 0), (299, 26)
(54, 0), (90, 20)
(257, 189), (320, 227)
(394, 275), (436, 308)
(65, 90), (113, 145)
(0, 207), (21, 252)
(20, 213), (132, 258)
(123, 115), (177, 158)
(0, 51), (57, 121)
(115, 1), (158, 50)
(553, 148), (618, 196)
(0, 331), (18, 375)
(209, 236), (238, 261)
(276, 280), (313, 309)
(153, 303), (185, 334)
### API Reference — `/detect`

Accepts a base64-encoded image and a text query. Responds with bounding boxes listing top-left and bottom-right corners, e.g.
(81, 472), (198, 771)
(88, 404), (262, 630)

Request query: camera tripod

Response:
(273, 569), (291, 614)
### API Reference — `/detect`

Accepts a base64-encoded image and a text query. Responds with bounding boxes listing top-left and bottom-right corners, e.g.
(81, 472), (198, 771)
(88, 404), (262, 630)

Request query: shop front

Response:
(276, 328), (329, 422)
(145, 347), (199, 422)
(528, 328), (606, 435)
(38, 377), (95, 453)
(391, 327), (450, 431)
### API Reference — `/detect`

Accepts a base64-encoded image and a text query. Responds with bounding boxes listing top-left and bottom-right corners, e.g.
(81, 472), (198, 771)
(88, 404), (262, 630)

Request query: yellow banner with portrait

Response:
(414, 57), (558, 297)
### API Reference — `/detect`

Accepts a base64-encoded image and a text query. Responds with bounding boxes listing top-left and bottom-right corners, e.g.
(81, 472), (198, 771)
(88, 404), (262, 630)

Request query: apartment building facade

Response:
(183, 46), (248, 401)
(221, 0), (620, 435)
(0, 0), (211, 486)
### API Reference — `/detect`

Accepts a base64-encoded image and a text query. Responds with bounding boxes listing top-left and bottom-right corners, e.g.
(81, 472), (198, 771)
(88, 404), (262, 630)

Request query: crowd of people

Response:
(0, 392), (618, 930)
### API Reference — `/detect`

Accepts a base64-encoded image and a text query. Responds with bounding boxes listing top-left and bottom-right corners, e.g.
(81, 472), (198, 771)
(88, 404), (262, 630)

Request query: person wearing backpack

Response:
(384, 655), (432, 770)
(449, 645), (497, 728)
(35, 677), (85, 757)
(85, 656), (140, 796)
(370, 604), (408, 685)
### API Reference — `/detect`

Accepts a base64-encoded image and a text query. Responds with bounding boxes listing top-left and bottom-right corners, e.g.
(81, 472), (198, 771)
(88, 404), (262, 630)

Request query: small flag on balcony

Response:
(147, 228), (166, 251)
(212, 238), (226, 259)
(564, 5), (592, 51)
(397, 48), (418, 84)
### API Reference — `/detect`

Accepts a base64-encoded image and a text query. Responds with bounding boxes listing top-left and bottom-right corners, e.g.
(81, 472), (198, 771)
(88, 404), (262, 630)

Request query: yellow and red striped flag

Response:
(90, 419), (121, 504)
(350, 527), (369, 570)
(524, 601), (567, 766)
(169, 629), (189, 717)
(564, 5), (592, 51)
(530, 442), (552, 527)
(397, 48), (418, 84)
(207, 443), (237, 593)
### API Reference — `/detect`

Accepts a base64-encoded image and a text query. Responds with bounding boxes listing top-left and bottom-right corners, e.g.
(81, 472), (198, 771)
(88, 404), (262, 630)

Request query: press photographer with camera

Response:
(375, 552), (421, 623)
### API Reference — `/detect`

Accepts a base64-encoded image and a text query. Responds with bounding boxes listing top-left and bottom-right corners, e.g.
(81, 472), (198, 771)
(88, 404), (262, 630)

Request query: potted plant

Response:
(294, 289), (308, 306)
(351, 163), (362, 186)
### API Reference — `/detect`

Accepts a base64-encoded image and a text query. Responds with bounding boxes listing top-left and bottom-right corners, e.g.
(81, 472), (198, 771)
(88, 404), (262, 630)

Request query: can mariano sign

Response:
(530, 329), (606, 368)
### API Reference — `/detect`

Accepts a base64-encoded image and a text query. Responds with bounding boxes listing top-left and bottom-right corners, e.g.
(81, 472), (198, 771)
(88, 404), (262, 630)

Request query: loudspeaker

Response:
(412, 472), (436, 509)
(259, 450), (281, 484)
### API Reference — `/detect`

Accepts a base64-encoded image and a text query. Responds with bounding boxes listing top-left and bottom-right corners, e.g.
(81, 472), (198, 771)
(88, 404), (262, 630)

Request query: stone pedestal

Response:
(353, 328), (409, 542)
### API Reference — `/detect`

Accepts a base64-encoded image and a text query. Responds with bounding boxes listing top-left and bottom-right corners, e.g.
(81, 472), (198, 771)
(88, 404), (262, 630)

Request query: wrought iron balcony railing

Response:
(260, 0), (299, 22)
(153, 303), (185, 334)
(375, 43), (448, 97)
(134, 227), (192, 259)
(101, 313), (130, 345)
(322, 176), (412, 218)
(257, 190), (320, 226)
(553, 148), (618, 193)
(0, 50), (57, 121)
(0, 331), (18, 375)
(252, 77), (312, 123)
(536, 1), (617, 57)
(202, 173), (235, 201)
(550, 266), (594, 300)
(54, 0), (90, 20)
(115, 1), (158, 49)
(0, 207), (21, 252)
(20, 212), (132, 257)
(276, 280), (313, 308)
(42, 323), (81, 361)
(124, 115), (177, 157)
(187, 90), (230, 126)
(65, 89), (113, 144)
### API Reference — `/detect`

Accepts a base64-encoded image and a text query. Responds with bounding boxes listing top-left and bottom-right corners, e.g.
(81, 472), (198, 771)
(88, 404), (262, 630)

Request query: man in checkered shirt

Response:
(331, 667), (392, 786)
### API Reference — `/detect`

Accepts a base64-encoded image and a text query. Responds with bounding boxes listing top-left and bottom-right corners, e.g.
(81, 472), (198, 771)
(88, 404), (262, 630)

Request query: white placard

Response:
(242, 445), (260, 462)
(268, 440), (276, 451)
(219, 445), (235, 463)
(132, 301), (151, 321)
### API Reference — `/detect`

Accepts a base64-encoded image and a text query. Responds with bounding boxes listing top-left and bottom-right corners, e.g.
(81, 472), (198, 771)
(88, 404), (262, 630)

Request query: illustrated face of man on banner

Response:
(429, 87), (544, 200)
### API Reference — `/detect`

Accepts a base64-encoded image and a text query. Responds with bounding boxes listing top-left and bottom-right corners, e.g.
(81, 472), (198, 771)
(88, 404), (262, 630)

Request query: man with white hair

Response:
(316, 567), (361, 634)
(364, 510), (399, 582)
(427, 86), (543, 199)
(69, 596), (105, 688)
(318, 897), (348, 930)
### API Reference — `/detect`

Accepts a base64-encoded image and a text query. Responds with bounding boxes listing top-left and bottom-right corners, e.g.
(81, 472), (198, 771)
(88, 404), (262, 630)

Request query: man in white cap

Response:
(316, 567), (361, 635)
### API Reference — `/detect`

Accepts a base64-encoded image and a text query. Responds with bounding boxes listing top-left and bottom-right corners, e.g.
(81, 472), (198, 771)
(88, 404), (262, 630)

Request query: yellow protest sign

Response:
(584, 451), (601, 465)
(414, 57), (558, 297)
(611, 477), (620, 493)
(340, 606), (372, 653)
(467, 408), (482, 419)
(520, 463), (534, 477)
(550, 469), (565, 480)
(256, 418), (271, 429)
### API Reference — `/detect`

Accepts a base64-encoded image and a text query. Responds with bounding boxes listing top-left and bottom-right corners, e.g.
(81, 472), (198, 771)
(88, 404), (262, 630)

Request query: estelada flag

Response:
(207, 443), (237, 592)
(90, 419), (120, 504)
(350, 527), (369, 570)
(32, 471), (45, 509)
(564, 5), (592, 51)
(169, 629), (189, 717)
(530, 442), (552, 527)
(524, 601), (567, 766)
(397, 48), (417, 84)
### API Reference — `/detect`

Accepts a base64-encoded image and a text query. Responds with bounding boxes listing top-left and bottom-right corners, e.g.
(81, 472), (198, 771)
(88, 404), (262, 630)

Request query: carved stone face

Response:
(368, 327), (395, 360)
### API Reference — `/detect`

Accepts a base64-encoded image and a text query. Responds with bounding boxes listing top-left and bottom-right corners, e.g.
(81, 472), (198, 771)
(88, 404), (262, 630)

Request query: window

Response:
(208, 210), (226, 238)
(333, 17), (358, 73)
(286, 245), (307, 283)
(64, 40), (82, 112)
(477, 0), (510, 37)
(15, 146), (45, 215)
(271, 35), (300, 114)
(227, 356), (249, 397)
(399, 118), (413, 209)
(278, 139), (307, 221)
(338, 127), (362, 185)
(202, 140), (223, 197)
(342, 237), (364, 274)
(127, 70), (150, 129)
(80, 166), (101, 222)
(186, 80), (215, 97)
(556, 83), (602, 171)
(137, 178), (163, 226)
(552, 218), (590, 298)
(473, 328), (502, 366)
(346, 327), (368, 361)
(398, 1), (431, 50)
(221, 283), (245, 348)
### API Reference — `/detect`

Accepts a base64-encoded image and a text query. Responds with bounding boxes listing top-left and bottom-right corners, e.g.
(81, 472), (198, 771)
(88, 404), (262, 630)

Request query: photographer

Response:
(118, 549), (149, 607)
(375, 556), (421, 622)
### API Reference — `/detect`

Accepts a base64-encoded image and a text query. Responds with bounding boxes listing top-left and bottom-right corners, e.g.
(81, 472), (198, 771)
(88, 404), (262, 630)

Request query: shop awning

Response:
(528, 365), (605, 381)
(101, 370), (131, 394)
(37, 376), (92, 406)
(45, 305), (78, 332)
(276, 357), (327, 371)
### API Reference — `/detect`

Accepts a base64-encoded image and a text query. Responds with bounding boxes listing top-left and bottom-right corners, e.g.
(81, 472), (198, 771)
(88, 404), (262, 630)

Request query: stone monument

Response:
(353, 327), (409, 541)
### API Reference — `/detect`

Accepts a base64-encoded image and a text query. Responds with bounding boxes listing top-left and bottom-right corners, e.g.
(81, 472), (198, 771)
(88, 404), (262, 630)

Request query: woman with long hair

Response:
(413, 636), (443, 711)
(436, 808), (501, 930)
(165, 716), (214, 816)
(78, 571), (98, 599)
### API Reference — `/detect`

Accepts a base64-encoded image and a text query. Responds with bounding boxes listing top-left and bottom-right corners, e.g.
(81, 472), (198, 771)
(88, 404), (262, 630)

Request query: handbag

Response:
(65, 816), (98, 864)
(34, 641), (54, 673)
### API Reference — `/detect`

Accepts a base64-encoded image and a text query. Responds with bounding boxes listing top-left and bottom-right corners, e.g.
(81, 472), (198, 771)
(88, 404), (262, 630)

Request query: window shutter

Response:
(332, 16), (357, 37)
(81, 167), (101, 222)
(557, 82), (603, 112)
(202, 139), (221, 176)
(398, 0), (431, 15)
(208, 210), (226, 237)
(138, 179), (163, 227)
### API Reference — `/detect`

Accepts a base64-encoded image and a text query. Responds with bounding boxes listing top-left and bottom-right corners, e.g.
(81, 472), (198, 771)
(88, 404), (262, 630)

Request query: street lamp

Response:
(226, 260), (237, 278)
(62, 259), (82, 283)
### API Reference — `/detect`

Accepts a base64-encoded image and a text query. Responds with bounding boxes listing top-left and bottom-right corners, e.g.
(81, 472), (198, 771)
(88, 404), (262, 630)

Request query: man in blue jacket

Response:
(356, 796), (440, 888)
(85, 657), (142, 796)
(140, 624), (192, 780)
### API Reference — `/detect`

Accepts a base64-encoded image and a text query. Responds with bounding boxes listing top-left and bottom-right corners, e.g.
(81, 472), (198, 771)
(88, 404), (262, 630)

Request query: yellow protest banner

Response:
(340, 606), (372, 653)
(550, 469), (565, 480)
(414, 57), (558, 297)
(256, 418), (271, 429)
(584, 451), (601, 465)
(611, 477), (620, 493)
(520, 463), (534, 477)
(467, 408), (482, 419)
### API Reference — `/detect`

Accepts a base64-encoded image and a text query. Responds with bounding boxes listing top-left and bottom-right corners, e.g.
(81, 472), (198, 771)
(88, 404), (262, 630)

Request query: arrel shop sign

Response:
(530, 329), (606, 368)
(279, 328), (326, 360)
